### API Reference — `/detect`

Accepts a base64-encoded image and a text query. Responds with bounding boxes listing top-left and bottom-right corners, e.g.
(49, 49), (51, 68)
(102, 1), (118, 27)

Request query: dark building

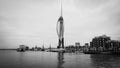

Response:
(106, 40), (120, 51)
(90, 35), (111, 48)
(17, 45), (29, 52)
(84, 35), (120, 53)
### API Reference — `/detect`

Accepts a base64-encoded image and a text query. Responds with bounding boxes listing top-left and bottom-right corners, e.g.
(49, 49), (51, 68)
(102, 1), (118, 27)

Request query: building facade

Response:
(90, 35), (111, 49)
(106, 40), (120, 51)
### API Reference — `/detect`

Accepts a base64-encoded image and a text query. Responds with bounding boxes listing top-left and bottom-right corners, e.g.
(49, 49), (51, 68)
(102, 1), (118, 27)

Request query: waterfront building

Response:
(90, 35), (111, 49)
(34, 45), (41, 51)
(65, 45), (75, 52)
(75, 42), (81, 50)
(106, 40), (120, 51)
(31, 46), (41, 51)
(25, 46), (29, 50)
(17, 45), (28, 52)
(19, 45), (26, 50)
(82, 43), (90, 52)
(84, 35), (120, 54)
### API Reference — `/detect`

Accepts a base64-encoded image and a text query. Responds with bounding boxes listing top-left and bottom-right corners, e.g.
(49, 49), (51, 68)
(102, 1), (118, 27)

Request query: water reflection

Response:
(57, 52), (65, 68)
(90, 54), (120, 68)
(2, 50), (120, 68)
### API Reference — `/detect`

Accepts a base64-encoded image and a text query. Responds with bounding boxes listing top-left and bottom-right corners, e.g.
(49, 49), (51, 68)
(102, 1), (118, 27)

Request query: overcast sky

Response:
(0, 0), (120, 48)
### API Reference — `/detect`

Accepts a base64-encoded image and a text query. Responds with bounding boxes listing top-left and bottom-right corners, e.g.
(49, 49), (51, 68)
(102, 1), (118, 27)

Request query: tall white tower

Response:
(56, 0), (64, 48)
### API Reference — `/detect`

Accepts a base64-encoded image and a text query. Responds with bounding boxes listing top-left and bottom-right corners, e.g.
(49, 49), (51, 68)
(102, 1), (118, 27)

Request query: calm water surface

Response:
(0, 50), (120, 68)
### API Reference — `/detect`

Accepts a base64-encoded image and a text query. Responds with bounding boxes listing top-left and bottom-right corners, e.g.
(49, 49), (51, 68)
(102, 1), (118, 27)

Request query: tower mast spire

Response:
(60, 0), (63, 17)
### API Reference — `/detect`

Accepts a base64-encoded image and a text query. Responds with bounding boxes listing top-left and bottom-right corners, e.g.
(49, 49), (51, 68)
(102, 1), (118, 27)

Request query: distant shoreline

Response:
(0, 49), (16, 50)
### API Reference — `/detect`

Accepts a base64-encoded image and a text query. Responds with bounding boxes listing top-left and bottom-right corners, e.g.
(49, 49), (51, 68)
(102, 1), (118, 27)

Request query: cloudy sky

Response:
(0, 0), (120, 48)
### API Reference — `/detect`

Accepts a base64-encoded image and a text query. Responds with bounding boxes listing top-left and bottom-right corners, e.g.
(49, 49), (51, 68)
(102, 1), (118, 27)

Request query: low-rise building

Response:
(17, 45), (29, 51)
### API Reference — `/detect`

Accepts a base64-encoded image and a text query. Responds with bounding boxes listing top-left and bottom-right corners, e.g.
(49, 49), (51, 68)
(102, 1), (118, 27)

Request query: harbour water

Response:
(0, 50), (120, 68)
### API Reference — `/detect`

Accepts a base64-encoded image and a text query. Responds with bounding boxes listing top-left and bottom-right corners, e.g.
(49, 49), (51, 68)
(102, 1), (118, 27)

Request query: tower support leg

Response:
(57, 38), (64, 49)
(57, 39), (61, 48)
(62, 38), (64, 48)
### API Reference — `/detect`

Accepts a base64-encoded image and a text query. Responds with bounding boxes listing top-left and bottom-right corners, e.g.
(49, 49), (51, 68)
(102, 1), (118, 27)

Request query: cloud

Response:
(0, 0), (120, 48)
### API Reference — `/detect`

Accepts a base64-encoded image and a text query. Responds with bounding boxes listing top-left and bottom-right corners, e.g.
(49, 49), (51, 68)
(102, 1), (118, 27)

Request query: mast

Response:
(60, 0), (63, 17)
